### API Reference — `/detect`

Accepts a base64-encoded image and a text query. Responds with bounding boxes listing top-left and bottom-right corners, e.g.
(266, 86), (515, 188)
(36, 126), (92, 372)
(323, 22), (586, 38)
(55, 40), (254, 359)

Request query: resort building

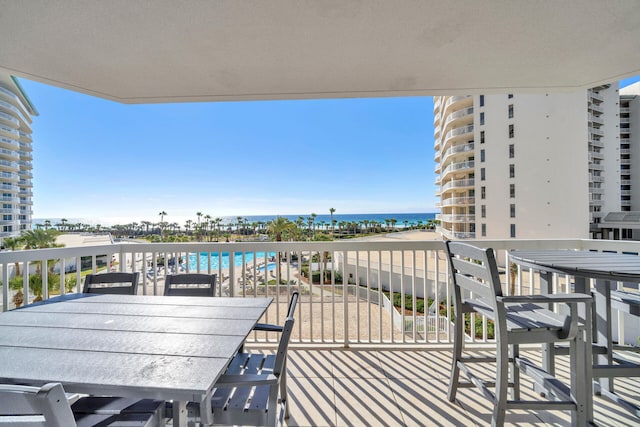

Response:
(598, 82), (640, 240)
(0, 74), (36, 244)
(434, 86), (622, 240)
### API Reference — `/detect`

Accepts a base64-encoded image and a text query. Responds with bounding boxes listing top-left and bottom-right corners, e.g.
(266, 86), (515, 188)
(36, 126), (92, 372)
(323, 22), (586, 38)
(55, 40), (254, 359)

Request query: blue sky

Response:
(20, 75), (640, 226)
(21, 79), (435, 225)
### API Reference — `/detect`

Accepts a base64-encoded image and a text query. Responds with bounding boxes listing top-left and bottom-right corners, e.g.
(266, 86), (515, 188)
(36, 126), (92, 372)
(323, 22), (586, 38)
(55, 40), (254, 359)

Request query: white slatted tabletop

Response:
(0, 293), (271, 427)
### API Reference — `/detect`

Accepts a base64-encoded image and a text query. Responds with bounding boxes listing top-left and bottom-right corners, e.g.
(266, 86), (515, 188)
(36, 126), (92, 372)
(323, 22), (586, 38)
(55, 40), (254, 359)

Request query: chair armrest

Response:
(497, 293), (592, 304)
(215, 374), (279, 388)
(252, 323), (283, 332)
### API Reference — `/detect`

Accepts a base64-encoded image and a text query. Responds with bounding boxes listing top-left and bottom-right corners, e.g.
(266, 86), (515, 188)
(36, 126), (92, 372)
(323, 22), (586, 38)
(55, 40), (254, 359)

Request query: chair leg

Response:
(281, 361), (289, 419)
(447, 311), (464, 402)
(569, 326), (588, 427)
(511, 344), (520, 400)
(492, 340), (509, 427)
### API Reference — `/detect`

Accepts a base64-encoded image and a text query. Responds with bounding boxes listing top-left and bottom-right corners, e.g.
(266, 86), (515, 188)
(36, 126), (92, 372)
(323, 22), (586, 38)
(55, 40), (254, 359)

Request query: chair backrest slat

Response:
(0, 383), (76, 427)
(446, 241), (503, 299)
(164, 274), (217, 297)
(83, 272), (140, 295)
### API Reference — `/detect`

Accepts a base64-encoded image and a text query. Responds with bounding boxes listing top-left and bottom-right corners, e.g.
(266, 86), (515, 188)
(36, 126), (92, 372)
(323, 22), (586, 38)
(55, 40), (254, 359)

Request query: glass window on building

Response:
(480, 149), (485, 162)
(481, 168), (485, 181)
(509, 124), (514, 138)
(481, 186), (486, 199)
(481, 205), (486, 218)
(480, 130), (485, 144)
(509, 164), (515, 178)
(510, 184), (515, 198)
(480, 112), (485, 125)
(508, 93), (513, 99)
(510, 224), (516, 238)
(509, 143), (514, 158)
(508, 104), (514, 118)
(481, 223), (486, 237)
(510, 204), (516, 218)
(479, 95), (485, 107)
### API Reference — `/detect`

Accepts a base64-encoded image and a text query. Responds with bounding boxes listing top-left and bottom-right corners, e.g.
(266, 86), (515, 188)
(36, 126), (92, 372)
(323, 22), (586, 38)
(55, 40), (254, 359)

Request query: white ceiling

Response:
(1, 0), (639, 104)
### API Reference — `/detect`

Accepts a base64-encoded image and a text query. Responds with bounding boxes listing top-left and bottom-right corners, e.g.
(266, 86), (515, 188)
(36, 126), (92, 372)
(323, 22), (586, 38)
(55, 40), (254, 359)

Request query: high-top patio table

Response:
(509, 250), (640, 418)
(0, 293), (271, 426)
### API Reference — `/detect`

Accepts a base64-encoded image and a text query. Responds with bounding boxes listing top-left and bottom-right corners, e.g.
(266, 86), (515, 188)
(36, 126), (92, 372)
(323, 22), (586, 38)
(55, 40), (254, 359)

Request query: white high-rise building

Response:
(598, 82), (640, 240)
(620, 83), (640, 214)
(0, 74), (37, 243)
(434, 85), (620, 240)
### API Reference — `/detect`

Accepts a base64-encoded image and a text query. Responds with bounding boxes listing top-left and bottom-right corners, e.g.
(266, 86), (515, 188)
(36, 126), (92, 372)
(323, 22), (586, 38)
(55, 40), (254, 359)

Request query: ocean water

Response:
(223, 212), (436, 227)
(34, 213), (436, 229)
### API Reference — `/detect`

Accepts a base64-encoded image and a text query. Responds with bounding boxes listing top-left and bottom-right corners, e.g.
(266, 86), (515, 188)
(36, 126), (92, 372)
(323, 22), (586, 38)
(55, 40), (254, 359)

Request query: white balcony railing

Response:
(2, 238), (639, 347)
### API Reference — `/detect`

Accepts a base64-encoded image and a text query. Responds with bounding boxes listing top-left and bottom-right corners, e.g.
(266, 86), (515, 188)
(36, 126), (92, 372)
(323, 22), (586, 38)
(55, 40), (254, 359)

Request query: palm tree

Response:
(44, 219), (51, 230)
(3, 236), (22, 276)
(329, 207), (336, 237)
(158, 211), (167, 237)
(267, 217), (296, 284)
(60, 218), (68, 231)
(215, 217), (223, 241)
(204, 215), (212, 241)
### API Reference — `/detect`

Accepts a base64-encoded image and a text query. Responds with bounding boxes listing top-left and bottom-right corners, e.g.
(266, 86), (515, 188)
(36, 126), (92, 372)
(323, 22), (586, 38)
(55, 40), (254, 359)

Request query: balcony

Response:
(442, 124), (474, 152)
(439, 214), (475, 223)
(440, 160), (474, 179)
(440, 178), (475, 193)
(440, 196), (475, 207)
(1, 238), (639, 425)
(440, 142), (474, 165)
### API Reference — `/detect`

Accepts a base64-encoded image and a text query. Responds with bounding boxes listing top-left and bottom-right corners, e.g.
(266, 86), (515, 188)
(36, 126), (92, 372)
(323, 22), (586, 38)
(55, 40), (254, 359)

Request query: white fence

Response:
(1, 238), (639, 347)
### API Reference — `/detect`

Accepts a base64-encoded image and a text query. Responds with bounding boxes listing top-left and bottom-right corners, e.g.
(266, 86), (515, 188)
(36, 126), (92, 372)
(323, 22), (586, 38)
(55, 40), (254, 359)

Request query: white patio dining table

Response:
(0, 293), (272, 427)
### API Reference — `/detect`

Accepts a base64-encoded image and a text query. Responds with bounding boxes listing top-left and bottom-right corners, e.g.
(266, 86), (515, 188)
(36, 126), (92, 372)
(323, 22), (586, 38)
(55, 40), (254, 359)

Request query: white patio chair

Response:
(0, 382), (164, 427)
(83, 272), (140, 295)
(445, 242), (593, 426)
(163, 273), (217, 297)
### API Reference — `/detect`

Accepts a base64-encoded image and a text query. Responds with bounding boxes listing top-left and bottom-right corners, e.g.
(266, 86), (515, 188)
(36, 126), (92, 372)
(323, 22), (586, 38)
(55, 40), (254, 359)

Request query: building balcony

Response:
(0, 111), (19, 127)
(439, 214), (475, 223)
(0, 136), (19, 150)
(442, 107), (474, 136)
(442, 125), (474, 152)
(442, 95), (473, 118)
(590, 138), (604, 148)
(440, 178), (475, 193)
(18, 131), (32, 143)
(440, 196), (475, 207)
(0, 239), (639, 426)
(440, 160), (474, 181)
(0, 183), (19, 192)
(0, 171), (19, 182)
(589, 91), (604, 102)
(0, 159), (19, 171)
(440, 142), (474, 165)
(0, 148), (19, 161)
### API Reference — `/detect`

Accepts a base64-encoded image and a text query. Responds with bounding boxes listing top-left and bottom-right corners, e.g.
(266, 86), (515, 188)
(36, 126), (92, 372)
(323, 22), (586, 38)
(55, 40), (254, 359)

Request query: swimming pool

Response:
(186, 251), (276, 271)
